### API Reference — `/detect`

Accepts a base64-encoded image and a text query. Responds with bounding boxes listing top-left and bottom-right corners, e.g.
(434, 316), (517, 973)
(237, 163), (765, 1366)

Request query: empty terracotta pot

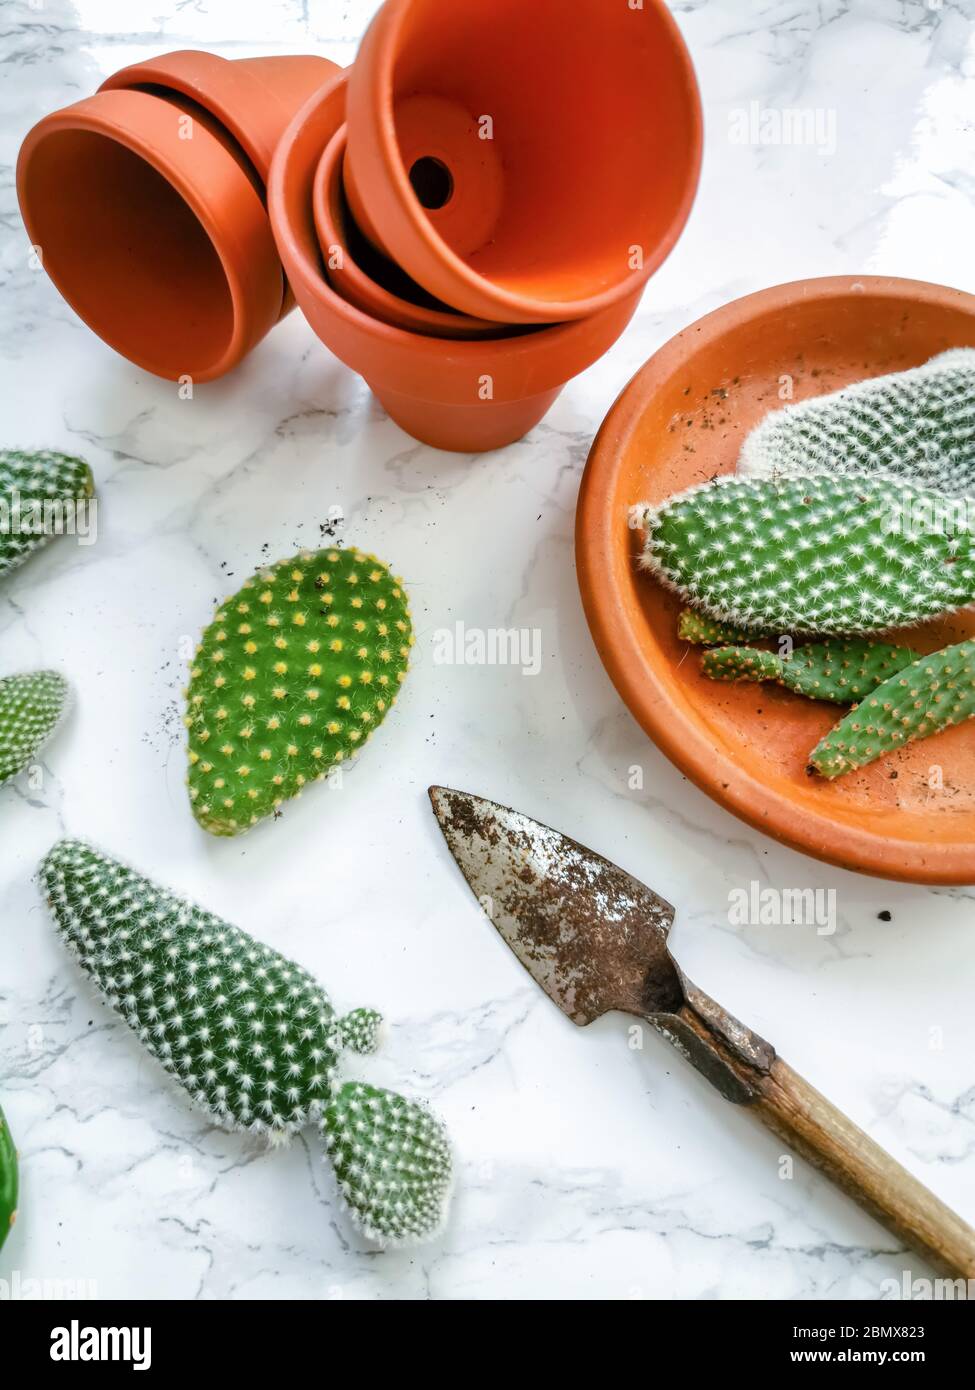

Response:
(101, 49), (339, 321)
(18, 87), (284, 381)
(313, 125), (509, 340)
(269, 74), (644, 452)
(345, 0), (702, 324)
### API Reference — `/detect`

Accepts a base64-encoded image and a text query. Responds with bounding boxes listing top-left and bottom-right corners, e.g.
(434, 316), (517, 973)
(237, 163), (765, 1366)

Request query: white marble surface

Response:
(1, 0), (974, 1302)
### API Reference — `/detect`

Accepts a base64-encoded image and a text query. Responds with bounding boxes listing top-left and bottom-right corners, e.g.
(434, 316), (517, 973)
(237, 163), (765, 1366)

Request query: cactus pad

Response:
(739, 350), (975, 496)
(42, 839), (343, 1139)
(0, 449), (94, 577)
(323, 1082), (452, 1246)
(338, 1008), (384, 1056)
(703, 641), (920, 703)
(809, 638), (975, 779)
(0, 670), (70, 784)
(40, 840), (453, 1245)
(639, 473), (975, 636)
(186, 547), (413, 835)
(677, 608), (752, 646)
(0, 1103), (16, 1253)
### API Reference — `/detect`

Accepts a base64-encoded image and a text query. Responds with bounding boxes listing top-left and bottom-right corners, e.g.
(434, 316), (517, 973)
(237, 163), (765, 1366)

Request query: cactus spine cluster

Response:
(640, 473), (975, 636)
(0, 671), (70, 784)
(0, 1103), (16, 1253)
(702, 640), (920, 704)
(40, 840), (452, 1246)
(739, 350), (975, 496)
(0, 449), (94, 576)
(810, 639), (975, 779)
(186, 547), (413, 835)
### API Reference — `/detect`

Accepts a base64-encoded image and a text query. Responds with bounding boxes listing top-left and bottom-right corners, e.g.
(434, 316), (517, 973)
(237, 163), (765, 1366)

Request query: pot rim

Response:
(577, 273), (975, 884)
(17, 86), (282, 381)
(347, 0), (703, 324)
(312, 124), (500, 339)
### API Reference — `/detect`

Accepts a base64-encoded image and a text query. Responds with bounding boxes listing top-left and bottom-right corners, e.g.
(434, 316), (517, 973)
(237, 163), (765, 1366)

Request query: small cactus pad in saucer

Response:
(703, 640), (920, 704)
(186, 547), (413, 835)
(677, 607), (751, 646)
(0, 670), (70, 784)
(810, 638), (975, 779)
(0, 449), (94, 577)
(739, 350), (975, 496)
(639, 472), (975, 636)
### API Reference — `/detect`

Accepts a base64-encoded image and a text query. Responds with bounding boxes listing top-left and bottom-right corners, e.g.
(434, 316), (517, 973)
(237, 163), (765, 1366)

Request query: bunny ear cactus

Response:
(0, 671), (70, 784)
(702, 640), (920, 704)
(40, 841), (452, 1246)
(186, 547), (413, 836)
(0, 449), (94, 577)
(739, 350), (975, 496)
(0, 1103), (17, 1253)
(677, 607), (751, 646)
(639, 473), (975, 636)
(810, 638), (975, 779)
(322, 1083), (452, 1246)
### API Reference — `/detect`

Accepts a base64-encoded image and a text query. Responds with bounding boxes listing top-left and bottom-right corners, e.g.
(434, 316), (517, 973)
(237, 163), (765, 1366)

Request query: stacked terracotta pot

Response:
(17, 0), (702, 453)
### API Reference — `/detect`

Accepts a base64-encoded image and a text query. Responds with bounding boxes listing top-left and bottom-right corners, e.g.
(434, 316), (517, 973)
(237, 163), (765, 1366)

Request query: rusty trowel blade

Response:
(429, 787), (682, 1025)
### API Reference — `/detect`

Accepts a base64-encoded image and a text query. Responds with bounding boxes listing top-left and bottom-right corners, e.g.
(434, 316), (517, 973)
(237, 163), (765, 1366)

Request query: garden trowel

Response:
(429, 785), (975, 1280)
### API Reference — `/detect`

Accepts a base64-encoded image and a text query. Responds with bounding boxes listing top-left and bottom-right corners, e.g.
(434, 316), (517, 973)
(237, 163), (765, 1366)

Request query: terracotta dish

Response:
(577, 276), (975, 884)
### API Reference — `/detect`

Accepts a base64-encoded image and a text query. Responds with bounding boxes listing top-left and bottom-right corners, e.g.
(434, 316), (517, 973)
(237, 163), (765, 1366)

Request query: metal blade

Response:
(429, 787), (682, 1025)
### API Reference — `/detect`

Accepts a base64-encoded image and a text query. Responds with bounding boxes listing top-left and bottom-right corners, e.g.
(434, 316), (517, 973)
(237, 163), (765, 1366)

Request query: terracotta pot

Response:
(313, 125), (510, 340)
(101, 49), (339, 321)
(101, 51), (339, 181)
(576, 275), (975, 884)
(18, 87), (284, 381)
(269, 74), (644, 452)
(345, 0), (702, 324)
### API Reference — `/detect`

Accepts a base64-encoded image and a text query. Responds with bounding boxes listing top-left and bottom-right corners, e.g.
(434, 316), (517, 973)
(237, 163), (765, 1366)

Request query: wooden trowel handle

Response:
(751, 1058), (975, 1281)
(667, 999), (975, 1280)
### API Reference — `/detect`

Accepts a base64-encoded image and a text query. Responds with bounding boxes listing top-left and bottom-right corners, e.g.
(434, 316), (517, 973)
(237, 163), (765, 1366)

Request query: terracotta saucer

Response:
(576, 276), (975, 884)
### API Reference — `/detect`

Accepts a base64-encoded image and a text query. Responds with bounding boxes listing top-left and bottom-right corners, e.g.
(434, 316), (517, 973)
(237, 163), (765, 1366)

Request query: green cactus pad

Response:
(739, 350), (975, 496)
(640, 473), (975, 636)
(809, 638), (975, 779)
(677, 608), (752, 646)
(186, 547), (413, 835)
(40, 841), (453, 1245)
(0, 670), (70, 784)
(338, 1008), (384, 1056)
(703, 641), (920, 704)
(41, 839), (344, 1139)
(0, 1103), (17, 1253)
(703, 646), (785, 684)
(322, 1082), (452, 1247)
(0, 449), (94, 577)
